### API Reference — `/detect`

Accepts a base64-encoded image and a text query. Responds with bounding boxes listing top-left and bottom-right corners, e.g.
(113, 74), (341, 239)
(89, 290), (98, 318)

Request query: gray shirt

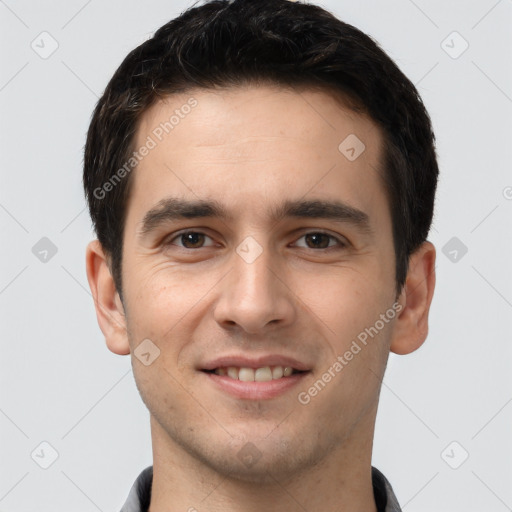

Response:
(120, 465), (402, 511)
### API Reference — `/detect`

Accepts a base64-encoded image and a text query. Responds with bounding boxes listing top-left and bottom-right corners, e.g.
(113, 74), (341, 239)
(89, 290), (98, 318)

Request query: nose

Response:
(213, 241), (296, 335)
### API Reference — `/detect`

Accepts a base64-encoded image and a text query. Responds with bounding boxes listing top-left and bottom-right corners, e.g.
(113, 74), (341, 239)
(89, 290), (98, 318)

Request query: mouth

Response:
(199, 357), (311, 400)
(202, 365), (306, 382)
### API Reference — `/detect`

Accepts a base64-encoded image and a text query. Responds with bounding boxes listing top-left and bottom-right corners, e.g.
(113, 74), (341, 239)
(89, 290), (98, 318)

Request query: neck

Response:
(147, 412), (379, 512)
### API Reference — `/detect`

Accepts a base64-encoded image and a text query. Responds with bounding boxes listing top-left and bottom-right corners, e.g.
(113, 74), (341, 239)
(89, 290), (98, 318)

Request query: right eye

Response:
(165, 230), (217, 249)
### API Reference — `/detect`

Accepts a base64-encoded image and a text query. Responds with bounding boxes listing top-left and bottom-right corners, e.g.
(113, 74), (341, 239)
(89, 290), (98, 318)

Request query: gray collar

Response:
(120, 465), (402, 512)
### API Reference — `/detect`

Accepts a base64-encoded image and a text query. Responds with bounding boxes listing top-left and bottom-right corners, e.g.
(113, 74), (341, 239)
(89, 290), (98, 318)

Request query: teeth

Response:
(214, 365), (297, 381)
(254, 367), (272, 381)
(238, 368), (255, 382)
(272, 366), (283, 379)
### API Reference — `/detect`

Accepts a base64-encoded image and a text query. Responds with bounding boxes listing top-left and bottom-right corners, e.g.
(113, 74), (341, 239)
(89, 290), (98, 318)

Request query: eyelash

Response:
(165, 230), (348, 251)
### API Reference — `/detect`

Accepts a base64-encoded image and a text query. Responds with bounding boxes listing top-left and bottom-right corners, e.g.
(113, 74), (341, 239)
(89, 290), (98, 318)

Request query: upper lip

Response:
(200, 355), (311, 372)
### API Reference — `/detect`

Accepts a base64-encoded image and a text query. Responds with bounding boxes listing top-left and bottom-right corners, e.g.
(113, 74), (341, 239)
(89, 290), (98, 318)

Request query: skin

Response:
(86, 84), (436, 512)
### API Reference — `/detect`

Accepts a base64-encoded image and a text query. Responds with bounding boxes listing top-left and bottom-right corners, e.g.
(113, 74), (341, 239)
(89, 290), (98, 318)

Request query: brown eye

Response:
(294, 232), (346, 250)
(167, 231), (215, 249)
(305, 233), (330, 249)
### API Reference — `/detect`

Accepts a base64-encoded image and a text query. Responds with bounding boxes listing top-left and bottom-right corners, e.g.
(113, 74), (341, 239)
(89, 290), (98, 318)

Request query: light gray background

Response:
(1, 0), (511, 510)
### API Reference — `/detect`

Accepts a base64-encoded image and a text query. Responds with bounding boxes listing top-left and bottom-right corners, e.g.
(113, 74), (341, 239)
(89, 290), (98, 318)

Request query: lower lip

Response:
(202, 371), (309, 400)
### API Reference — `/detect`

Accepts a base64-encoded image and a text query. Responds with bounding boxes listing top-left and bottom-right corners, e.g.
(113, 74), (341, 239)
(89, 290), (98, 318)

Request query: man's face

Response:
(120, 85), (398, 481)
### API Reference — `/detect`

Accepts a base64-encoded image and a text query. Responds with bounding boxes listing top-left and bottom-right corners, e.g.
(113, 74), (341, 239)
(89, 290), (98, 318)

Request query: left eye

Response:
(165, 231), (346, 250)
(293, 232), (345, 250)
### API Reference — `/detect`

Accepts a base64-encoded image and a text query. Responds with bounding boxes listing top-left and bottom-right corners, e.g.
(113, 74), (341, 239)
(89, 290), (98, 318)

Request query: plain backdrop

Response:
(1, 1), (511, 511)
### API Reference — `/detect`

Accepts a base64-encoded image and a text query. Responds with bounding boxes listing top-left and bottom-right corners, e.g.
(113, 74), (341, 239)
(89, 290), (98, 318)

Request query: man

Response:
(83, 0), (437, 510)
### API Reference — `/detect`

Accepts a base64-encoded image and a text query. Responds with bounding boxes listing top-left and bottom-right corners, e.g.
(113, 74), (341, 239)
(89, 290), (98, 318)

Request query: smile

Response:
(206, 365), (303, 381)
(202, 368), (310, 400)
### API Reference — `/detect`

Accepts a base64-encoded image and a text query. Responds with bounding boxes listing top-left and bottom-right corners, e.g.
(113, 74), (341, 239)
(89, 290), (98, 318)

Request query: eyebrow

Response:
(138, 197), (372, 238)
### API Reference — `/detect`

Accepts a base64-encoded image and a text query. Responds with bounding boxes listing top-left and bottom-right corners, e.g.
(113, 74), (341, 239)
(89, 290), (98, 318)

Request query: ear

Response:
(85, 239), (130, 355)
(390, 241), (436, 355)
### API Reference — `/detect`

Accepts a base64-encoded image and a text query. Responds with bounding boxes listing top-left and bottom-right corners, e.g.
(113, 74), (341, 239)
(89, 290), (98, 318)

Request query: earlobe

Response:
(85, 240), (131, 355)
(390, 241), (436, 355)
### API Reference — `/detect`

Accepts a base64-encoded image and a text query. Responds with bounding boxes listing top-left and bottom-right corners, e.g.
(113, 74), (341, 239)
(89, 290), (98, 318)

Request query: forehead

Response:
(137, 83), (379, 150)
(126, 84), (387, 229)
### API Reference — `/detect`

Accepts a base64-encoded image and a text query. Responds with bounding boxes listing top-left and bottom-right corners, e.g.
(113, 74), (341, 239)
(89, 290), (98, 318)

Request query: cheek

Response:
(302, 269), (396, 375)
(132, 361), (206, 437)
(123, 260), (228, 370)
(125, 261), (212, 324)
(297, 262), (391, 327)
(122, 274), (188, 367)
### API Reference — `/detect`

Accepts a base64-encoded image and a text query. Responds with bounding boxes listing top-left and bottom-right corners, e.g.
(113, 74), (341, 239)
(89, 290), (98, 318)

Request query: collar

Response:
(120, 465), (402, 512)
